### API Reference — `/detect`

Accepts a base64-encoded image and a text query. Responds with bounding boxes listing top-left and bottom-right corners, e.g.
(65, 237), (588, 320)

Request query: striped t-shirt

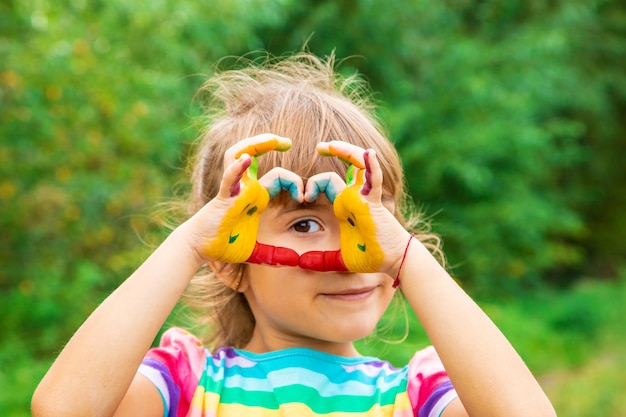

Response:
(138, 327), (457, 417)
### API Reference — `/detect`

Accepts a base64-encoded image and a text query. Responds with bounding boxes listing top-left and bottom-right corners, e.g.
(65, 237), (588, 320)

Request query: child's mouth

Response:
(321, 286), (376, 301)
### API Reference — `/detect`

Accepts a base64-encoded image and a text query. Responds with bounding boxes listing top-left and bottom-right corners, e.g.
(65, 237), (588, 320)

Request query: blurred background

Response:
(1, 0), (625, 415)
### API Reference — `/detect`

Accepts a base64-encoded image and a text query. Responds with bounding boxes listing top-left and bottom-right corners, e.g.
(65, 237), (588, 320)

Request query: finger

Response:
(217, 153), (252, 199)
(316, 141), (366, 169)
(361, 149), (382, 200)
(258, 167), (304, 203)
(247, 243), (299, 267)
(304, 172), (346, 203)
(224, 134), (292, 167)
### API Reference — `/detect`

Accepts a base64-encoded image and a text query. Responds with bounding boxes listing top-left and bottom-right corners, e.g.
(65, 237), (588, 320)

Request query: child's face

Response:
(240, 193), (396, 355)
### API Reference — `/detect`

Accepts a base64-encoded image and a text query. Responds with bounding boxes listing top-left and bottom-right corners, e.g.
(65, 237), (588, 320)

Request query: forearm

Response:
(32, 224), (204, 417)
(399, 241), (555, 417)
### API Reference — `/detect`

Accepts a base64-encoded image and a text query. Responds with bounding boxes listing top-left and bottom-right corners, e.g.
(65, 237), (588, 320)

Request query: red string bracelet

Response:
(392, 233), (415, 288)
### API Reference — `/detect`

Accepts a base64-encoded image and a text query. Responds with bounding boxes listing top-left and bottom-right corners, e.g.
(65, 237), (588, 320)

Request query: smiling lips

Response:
(247, 242), (349, 272)
(322, 287), (376, 301)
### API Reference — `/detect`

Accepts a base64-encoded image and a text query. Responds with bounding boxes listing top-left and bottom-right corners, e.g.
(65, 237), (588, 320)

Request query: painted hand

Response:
(199, 134), (292, 263)
(314, 141), (409, 274)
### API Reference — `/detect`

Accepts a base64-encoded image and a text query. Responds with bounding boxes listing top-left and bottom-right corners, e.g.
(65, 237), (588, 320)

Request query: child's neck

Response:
(243, 329), (360, 357)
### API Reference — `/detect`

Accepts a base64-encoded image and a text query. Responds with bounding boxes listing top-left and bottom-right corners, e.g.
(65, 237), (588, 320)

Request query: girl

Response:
(32, 53), (556, 417)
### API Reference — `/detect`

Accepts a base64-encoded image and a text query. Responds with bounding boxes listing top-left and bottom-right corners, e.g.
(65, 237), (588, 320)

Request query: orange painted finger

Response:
(316, 141), (366, 169)
(228, 134), (292, 162)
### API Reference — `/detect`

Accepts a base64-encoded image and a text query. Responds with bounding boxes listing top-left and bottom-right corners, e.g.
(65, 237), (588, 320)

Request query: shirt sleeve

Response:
(407, 345), (458, 417)
(137, 327), (207, 417)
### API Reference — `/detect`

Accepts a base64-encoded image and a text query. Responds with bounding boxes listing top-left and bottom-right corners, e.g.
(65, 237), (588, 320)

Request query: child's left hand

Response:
(313, 141), (412, 277)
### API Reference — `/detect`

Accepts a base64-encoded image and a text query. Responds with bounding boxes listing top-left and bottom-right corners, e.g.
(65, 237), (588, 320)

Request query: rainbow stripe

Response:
(139, 328), (456, 417)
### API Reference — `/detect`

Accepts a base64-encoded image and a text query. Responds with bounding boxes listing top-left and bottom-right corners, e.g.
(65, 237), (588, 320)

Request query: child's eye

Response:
(291, 219), (322, 234)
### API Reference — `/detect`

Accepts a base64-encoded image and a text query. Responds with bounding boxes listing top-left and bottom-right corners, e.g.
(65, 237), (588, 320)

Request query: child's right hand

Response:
(188, 134), (293, 263)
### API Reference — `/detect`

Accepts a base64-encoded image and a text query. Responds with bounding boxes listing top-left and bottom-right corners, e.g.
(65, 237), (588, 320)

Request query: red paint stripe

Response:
(299, 250), (348, 272)
(247, 243), (348, 272)
(247, 242), (299, 267)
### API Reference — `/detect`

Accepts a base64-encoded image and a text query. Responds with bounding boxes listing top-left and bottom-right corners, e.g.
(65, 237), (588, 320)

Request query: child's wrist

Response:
(390, 233), (415, 288)
(392, 237), (439, 288)
(170, 219), (210, 269)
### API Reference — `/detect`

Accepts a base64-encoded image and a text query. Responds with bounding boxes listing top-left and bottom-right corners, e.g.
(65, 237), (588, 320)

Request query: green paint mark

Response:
(249, 157), (259, 179)
(229, 233), (239, 244)
(357, 243), (366, 252)
(246, 206), (258, 216)
(346, 164), (356, 186)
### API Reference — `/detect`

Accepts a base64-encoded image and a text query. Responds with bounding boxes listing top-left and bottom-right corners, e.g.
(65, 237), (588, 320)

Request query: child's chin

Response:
(328, 323), (378, 344)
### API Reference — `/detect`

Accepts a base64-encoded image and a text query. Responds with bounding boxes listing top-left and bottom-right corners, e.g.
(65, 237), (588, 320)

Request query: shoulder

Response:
(407, 346), (458, 417)
(408, 345), (449, 379)
(142, 328), (208, 395)
(138, 328), (210, 415)
(159, 326), (205, 350)
(148, 327), (207, 359)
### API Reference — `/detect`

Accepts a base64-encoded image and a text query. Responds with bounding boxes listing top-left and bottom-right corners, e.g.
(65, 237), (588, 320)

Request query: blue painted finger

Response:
(266, 176), (301, 202)
(308, 178), (339, 203)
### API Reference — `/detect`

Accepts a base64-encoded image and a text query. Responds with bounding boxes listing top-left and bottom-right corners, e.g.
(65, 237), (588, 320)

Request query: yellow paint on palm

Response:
(203, 168), (270, 263)
(333, 169), (384, 272)
(203, 135), (291, 263)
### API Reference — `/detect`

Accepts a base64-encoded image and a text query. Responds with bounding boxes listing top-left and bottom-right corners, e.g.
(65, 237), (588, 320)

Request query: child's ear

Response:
(208, 261), (246, 292)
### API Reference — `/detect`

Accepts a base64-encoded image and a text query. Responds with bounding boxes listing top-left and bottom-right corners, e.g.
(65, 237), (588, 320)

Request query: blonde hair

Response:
(180, 52), (442, 349)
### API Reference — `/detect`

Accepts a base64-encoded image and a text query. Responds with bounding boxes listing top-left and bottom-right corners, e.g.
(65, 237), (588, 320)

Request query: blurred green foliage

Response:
(262, 0), (626, 293)
(1, 0), (625, 415)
